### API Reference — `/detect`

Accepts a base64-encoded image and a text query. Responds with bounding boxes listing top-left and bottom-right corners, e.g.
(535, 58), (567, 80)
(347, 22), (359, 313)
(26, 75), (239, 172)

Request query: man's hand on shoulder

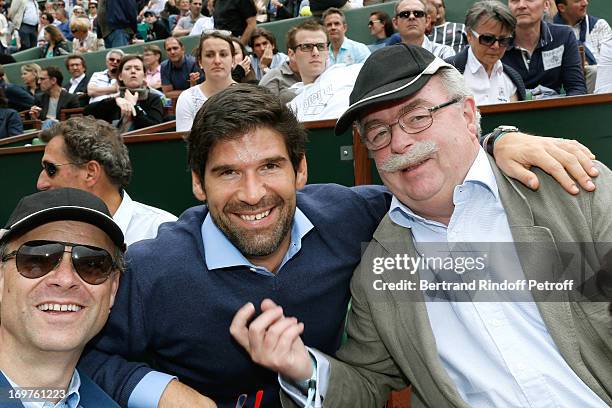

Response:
(494, 132), (598, 194)
(230, 299), (313, 383)
(158, 380), (217, 408)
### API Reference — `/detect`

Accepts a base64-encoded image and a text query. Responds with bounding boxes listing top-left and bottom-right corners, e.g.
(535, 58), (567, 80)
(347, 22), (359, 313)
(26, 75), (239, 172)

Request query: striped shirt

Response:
(429, 21), (468, 53)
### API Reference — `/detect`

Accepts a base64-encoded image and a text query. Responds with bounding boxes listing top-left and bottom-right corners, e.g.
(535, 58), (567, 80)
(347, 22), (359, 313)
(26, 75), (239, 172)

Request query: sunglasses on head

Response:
(1, 240), (117, 285)
(471, 29), (513, 47)
(396, 10), (426, 19)
(42, 160), (82, 177)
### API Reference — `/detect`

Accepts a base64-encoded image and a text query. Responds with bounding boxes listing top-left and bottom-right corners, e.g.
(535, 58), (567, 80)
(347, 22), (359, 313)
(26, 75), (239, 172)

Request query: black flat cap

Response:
(0, 188), (125, 250)
(335, 44), (454, 135)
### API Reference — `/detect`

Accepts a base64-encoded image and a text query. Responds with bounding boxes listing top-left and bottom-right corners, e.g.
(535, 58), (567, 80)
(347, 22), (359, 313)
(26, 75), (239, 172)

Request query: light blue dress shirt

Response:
(2, 369), (81, 408)
(327, 37), (371, 66)
(128, 207), (314, 407)
(284, 148), (607, 408)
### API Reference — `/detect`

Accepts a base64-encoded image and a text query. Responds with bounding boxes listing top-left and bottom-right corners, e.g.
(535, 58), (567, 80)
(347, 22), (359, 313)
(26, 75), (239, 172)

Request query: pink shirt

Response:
(146, 65), (162, 89)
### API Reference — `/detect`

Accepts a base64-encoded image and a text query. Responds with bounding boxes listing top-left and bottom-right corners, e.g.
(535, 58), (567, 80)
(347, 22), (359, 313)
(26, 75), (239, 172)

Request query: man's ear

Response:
(295, 155), (308, 190)
(191, 170), (206, 201)
(392, 17), (399, 31)
(462, 96), (478, 138)
(84, 160), (102, 188)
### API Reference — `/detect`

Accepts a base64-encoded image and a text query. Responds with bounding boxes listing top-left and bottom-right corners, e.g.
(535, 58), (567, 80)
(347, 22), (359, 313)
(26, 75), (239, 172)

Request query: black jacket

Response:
(84, 91), (164, 130)
(64, 75), (91, 106)
(0, 108), (23, 138)
(33, 89), (80, 120)
(445, 47), (527, 101)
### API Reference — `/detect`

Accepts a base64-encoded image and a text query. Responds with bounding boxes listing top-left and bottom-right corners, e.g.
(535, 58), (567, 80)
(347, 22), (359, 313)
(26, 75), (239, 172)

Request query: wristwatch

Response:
(486, 125), (519, 156)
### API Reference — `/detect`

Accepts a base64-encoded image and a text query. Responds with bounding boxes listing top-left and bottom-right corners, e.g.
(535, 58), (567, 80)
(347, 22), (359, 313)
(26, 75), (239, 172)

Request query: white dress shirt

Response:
(464, 47), (517, 105)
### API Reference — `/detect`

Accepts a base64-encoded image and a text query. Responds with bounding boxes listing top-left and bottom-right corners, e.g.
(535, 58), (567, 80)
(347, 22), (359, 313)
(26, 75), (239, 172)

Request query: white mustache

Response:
(378, 140), (439, 173)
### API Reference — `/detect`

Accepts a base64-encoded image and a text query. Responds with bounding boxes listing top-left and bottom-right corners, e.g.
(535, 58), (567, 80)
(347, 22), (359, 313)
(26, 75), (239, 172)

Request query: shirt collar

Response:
(112, 190), (131, 234)
(202, 207), (314, 272)
(466, 46), (503, 75)
(389, 148), (499, 229)
(509, 20), (554, 51)
(70, 73), (86, 85)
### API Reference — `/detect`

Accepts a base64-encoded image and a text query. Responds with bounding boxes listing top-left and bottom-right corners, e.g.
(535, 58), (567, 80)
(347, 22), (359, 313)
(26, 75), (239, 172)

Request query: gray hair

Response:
(437, 68), (482, 137)
(39, 117), (132, 189)
(395, 0), (427, 14)
(106, 48), (125, 60)
(464, 0), (516, 33)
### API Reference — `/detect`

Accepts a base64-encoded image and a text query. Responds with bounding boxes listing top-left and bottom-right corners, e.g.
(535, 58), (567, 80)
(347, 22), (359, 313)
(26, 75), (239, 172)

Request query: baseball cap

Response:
(0, 188), (125, 250)
(335, 43), (454, 135)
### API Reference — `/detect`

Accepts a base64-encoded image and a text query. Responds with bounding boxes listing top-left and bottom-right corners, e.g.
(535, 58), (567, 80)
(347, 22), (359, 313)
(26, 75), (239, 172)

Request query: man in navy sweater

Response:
(79, 83), (598, 408)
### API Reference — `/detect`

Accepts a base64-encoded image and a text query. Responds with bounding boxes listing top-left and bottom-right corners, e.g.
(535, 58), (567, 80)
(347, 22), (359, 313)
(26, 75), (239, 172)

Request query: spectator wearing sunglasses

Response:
(386, 0), (455, 59)
(0, 187), (124, 408)
(503, 0), (586, 97)
(367, 10), (394, 52)
(445, 0), (526, 105)
(88, 49), (124, 103)
(36, 117), (177, 246)
(323, 8), (370, 66)
(71, 17), (104, 54)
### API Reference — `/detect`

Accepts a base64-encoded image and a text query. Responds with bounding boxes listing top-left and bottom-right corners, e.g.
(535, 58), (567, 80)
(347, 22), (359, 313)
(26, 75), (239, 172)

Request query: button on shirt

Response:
(2, 369), (82, 408)
(287, 148), (607, 408)
(327, 37), (371, 66)
(465, 47), (516, 105)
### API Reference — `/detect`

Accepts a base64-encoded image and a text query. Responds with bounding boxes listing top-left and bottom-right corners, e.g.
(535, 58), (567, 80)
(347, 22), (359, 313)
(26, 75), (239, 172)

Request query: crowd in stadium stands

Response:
(0, 0), (607, 138)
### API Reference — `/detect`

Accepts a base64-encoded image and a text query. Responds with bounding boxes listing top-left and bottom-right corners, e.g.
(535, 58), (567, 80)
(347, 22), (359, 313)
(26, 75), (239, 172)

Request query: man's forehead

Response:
(207, 129), (290, 166)
(398, 0), (426, 11)
(295, 29), (327, 41)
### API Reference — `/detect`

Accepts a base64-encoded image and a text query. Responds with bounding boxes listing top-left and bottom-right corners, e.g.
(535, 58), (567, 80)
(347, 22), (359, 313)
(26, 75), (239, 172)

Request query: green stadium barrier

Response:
(0, 119), (356, 224)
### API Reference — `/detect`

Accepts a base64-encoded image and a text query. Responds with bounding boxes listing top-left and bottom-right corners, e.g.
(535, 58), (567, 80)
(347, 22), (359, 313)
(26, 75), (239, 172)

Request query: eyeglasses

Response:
(42, 160), (83, 177)
(396, 10), (426, 19)
(294, 42), (328, 52)
(368, 19), (381, 27)
(362, 97), (462, 151)
(1, 240), (117, 285)
(470, 29), (513, 48)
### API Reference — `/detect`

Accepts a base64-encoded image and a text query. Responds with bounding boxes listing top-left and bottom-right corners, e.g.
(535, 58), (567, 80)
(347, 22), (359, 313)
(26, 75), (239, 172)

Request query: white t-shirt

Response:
(189, 16), (215, 36)
(175, 85), (208, 131)
(113, 191), (177, 246)
(595, 39), (612, 93)
(288, 63), (362, 122)
(464, 47), (517, 105)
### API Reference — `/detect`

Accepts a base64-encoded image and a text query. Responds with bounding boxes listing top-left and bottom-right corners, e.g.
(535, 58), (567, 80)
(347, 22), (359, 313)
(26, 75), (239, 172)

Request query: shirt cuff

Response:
(127, 371), (177, 408)
(278, 347), (330, 408)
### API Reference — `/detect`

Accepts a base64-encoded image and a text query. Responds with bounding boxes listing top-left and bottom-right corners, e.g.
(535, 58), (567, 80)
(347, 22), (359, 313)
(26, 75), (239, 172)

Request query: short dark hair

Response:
(249, 28), (278, 54)
(43, 66), (63, 86)
(164, 36), (184, 49)
(370, 11), (395, 38)
(193, 32), (235, 64)
(116, 54), (144, 87)
(65, 54), (87, 70)
(188, 84), (307, 185)
(555, 0), (566, 5)
(39, 117), (132, 189)
(286, 20), (327, 50)
(42, 11), (54, 24)
(464, 0), (516, 33)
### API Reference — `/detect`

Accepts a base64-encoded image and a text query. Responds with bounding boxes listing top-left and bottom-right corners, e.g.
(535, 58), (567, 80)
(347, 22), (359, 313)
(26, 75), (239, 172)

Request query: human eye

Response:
(402, 109), (430, 127)
(365, 125), (389, 144)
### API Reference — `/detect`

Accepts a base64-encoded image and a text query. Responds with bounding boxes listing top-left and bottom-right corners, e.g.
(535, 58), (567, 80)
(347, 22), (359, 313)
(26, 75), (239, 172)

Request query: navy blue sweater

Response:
(502, 21), (586, 96)
(79, 184), (391, 408)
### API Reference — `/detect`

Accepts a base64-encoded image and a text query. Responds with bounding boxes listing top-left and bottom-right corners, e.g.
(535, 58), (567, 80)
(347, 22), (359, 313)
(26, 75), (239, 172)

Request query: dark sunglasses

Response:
(294, 42), (328, 52)
(1, 240), (117, 285)
(42, 160), (82, 177)
(471, 29), (513, 47)
(367, 19), (381, 27)
(396, 10), (426, 19)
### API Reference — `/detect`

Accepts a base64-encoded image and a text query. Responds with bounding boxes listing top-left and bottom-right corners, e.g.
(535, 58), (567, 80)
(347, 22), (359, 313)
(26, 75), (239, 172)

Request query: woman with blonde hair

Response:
(20, 63), (41, 96)
(40, 25), (70, 58)
(71, 17), (103, 53)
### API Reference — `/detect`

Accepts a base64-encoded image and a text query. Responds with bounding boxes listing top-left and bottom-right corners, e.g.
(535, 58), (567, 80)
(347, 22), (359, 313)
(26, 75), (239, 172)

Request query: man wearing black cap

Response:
(0, 188), (124, 407)
(230, 45), (612, 407)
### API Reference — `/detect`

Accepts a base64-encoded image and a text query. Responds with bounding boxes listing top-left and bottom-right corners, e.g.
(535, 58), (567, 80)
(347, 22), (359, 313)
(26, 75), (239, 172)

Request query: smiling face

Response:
(467, 18), (512, 72)
(368, 14), (385, 37)
(106, 52), (122, 72)
(287, 28), (328, 84)
(119, 58), (145, 89)
(364, 76), (479, 220)
(393, 0), (430, 44)
(0, 221), (119, 357)
(197, 127), (306, 264)
(323, 12), (347, 44)
(508, 0), (546, 28)
(67, 58), (85, 78)
(199, 37), (233, 80)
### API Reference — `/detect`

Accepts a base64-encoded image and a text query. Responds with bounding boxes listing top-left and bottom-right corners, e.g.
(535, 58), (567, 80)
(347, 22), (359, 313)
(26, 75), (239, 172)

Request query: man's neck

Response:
(401, 34), (425, 47)
(515, 22), (541, 52)
(331, 37), (343, 54)
(246, 234), (292, 274)
(98, 187), (123, 216)
(172, 57), (185, 68)
(0, 332), (78, 403)
(48, 85), (61, 99)
(561, 13), (582, 27)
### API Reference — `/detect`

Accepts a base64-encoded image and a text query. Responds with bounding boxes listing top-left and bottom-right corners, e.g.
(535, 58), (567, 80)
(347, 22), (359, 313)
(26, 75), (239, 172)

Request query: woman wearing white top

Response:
(175, 32), (236, 131)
